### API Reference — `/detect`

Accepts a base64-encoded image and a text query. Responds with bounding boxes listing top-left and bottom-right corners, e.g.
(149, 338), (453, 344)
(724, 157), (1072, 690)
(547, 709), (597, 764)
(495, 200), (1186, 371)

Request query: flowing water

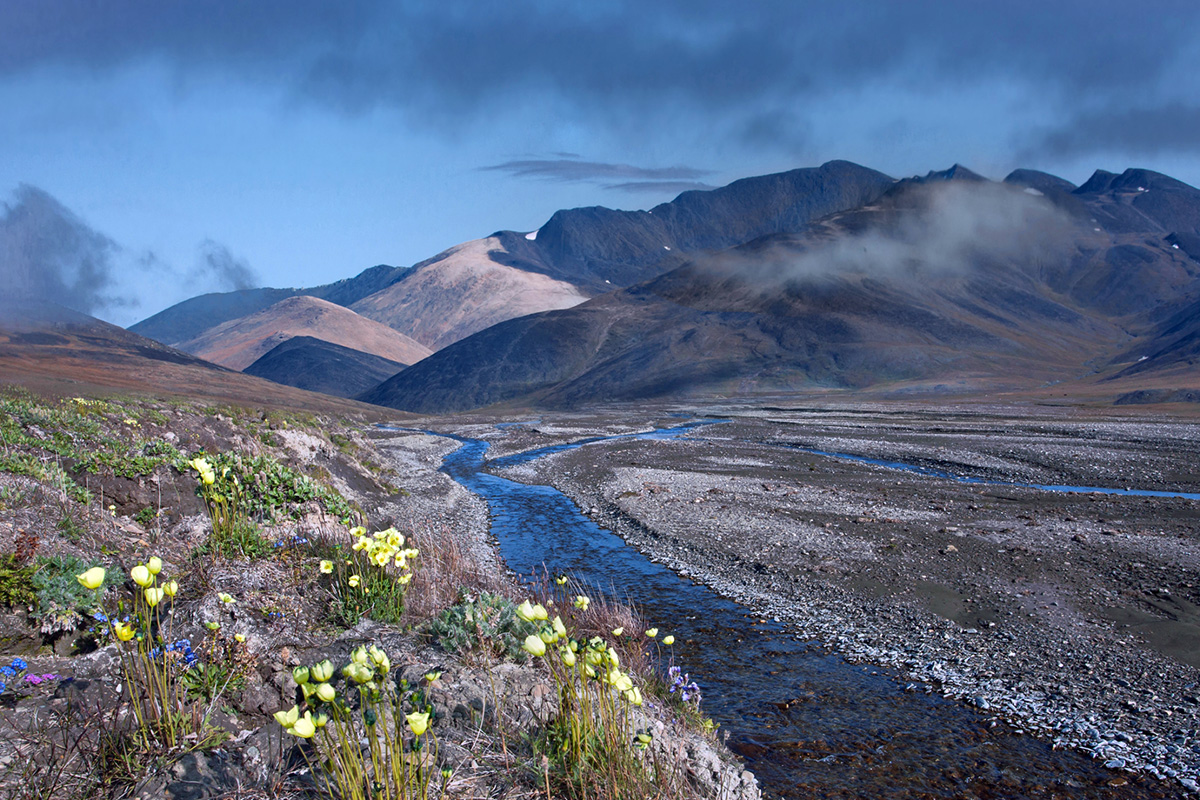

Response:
(418, 423), (1174, 798)
(780, 444), (1200, 500)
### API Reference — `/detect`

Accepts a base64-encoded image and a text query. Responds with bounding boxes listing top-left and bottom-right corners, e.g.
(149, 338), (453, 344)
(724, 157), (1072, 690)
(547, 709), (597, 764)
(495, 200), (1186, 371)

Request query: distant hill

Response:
(0, 301), (384, 414)
(175, 295), (431, 370)
(350, 237), (590, 350)
(243, 336), (407, 398)
(129, 264), (408, 346)
(361, 166), (1200, 412)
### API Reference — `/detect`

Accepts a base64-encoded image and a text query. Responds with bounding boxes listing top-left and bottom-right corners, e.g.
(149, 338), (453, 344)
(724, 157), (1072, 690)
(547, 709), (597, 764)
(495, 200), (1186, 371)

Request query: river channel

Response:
(426, 422), (1175, 798)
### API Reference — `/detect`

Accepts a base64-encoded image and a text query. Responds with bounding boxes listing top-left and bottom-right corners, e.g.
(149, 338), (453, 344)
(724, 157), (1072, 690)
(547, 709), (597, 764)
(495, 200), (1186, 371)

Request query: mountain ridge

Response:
(360, 167), (1200, 412)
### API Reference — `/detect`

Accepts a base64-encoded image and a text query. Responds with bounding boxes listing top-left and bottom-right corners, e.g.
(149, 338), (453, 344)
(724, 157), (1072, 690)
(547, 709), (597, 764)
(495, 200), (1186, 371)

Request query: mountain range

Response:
(120, 160), (1200, 412)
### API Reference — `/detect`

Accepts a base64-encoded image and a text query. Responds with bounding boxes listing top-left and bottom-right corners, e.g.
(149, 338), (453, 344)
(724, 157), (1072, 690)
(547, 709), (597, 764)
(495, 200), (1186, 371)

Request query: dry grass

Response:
(400, 520), (508, 624)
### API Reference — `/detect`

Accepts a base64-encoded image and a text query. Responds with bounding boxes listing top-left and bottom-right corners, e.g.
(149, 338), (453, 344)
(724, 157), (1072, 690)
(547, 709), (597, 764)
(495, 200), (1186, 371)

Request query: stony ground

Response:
(0, 394), (753, 800)
(464, 402), (1200, 794)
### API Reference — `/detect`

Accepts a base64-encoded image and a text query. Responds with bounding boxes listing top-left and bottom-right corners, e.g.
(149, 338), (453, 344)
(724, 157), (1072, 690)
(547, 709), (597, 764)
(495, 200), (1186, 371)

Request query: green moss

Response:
(0, 553), (37, 608)
(201, 451), (358, 524)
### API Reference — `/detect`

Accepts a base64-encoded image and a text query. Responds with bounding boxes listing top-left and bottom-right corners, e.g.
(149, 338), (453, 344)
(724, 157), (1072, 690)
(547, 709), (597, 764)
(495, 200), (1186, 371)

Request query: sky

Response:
(3, 0), (1200, 327)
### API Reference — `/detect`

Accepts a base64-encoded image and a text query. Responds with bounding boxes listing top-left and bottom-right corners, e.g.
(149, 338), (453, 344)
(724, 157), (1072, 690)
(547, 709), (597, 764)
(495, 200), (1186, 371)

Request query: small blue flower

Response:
(93, 612), (108, 622)
(0, 666), (15, 678)
(0, 682), (5, 693)
(11, 657), (27, 670)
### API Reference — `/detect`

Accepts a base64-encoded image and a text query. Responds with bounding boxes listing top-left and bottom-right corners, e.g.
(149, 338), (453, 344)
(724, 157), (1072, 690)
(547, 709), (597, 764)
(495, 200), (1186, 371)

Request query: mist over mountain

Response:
(123, 159), (1200, 413)
(361, 164), (1200, 412)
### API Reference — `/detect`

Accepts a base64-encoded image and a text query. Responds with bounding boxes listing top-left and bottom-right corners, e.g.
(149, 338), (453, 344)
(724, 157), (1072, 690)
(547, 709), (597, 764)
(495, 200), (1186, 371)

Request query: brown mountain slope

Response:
(0, 302), (387, 415)
(176, 295), (432, 371)
(350, 237), (590, 350)
(360, 173), (1200, 413)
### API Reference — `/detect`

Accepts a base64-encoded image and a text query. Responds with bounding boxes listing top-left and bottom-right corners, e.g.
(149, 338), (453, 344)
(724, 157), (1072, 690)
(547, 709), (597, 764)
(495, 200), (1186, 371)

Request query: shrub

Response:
(427, 591), (542, 663)
(30, 555), (114, 636)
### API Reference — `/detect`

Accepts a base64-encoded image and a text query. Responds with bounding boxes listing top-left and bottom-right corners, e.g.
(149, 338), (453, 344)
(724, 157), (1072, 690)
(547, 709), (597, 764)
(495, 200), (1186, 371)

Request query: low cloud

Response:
(196, 239), (259, 292)
(482, 155), (710, 183)
(604, 180), (715, 195)
(0, 185), (261, 327)
(0, 183), (127, 317)
(712, 180), (1077, 286)
(482, 157), (714, 197)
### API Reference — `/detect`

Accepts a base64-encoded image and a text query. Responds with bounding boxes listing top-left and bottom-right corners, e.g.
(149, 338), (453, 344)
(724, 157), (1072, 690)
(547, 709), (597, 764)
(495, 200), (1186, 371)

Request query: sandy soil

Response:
(466, 402), (1200, 791)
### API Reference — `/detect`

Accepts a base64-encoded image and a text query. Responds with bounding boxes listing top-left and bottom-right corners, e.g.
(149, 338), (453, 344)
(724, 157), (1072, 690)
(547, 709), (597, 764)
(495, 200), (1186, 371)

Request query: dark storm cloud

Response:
(4, 1), (1200, 158)
(0, 184), (127, 316)
(1027, 103), (1200, 158)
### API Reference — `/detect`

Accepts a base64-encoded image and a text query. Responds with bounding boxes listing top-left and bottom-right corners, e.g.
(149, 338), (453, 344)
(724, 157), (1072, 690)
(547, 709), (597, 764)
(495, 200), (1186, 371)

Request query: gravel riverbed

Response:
(470, 403), (1200, 794)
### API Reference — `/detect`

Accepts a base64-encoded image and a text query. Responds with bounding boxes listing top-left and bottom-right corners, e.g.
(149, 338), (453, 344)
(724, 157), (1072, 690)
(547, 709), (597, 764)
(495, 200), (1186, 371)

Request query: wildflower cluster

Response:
(151, 639), (199, 670)
(518, 597), (645, 707)
(515, 590), (686, 796)
(189, 455), (264, 558)
(350, 526), (419, 577)
(0, 657), (57, 694)
(276, 645), (440, 800)
(324, 526), (419, 625)
(75, 558), (226, 753)
(667, 666), (701, 704)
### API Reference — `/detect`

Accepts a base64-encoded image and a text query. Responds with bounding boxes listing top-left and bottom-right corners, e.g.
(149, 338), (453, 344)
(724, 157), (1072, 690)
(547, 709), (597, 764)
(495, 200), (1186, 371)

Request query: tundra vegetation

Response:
(0, 386), (731, 800)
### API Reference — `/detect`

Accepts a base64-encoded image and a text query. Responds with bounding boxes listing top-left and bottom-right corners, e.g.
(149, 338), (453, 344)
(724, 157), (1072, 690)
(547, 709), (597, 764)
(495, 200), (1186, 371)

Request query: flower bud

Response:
(311, 659), (334, 682)
(293, 666), (310, 685)
(131, 565), (152, 587)
(405, 711), (430, 736)
(368, 645), (388, 666)
(147, 556), (163, 575)
(316, 682), (336, 702)
(522, 634), (546, 657)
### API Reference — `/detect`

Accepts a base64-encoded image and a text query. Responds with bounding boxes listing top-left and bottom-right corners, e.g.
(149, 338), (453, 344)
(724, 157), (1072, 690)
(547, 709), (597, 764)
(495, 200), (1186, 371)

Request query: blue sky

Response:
(3, 0), (1200, 327)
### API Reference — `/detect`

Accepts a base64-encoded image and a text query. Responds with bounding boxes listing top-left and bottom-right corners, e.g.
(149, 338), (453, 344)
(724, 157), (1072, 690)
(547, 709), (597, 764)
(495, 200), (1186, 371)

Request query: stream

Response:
(422, 422), (1174, 798)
